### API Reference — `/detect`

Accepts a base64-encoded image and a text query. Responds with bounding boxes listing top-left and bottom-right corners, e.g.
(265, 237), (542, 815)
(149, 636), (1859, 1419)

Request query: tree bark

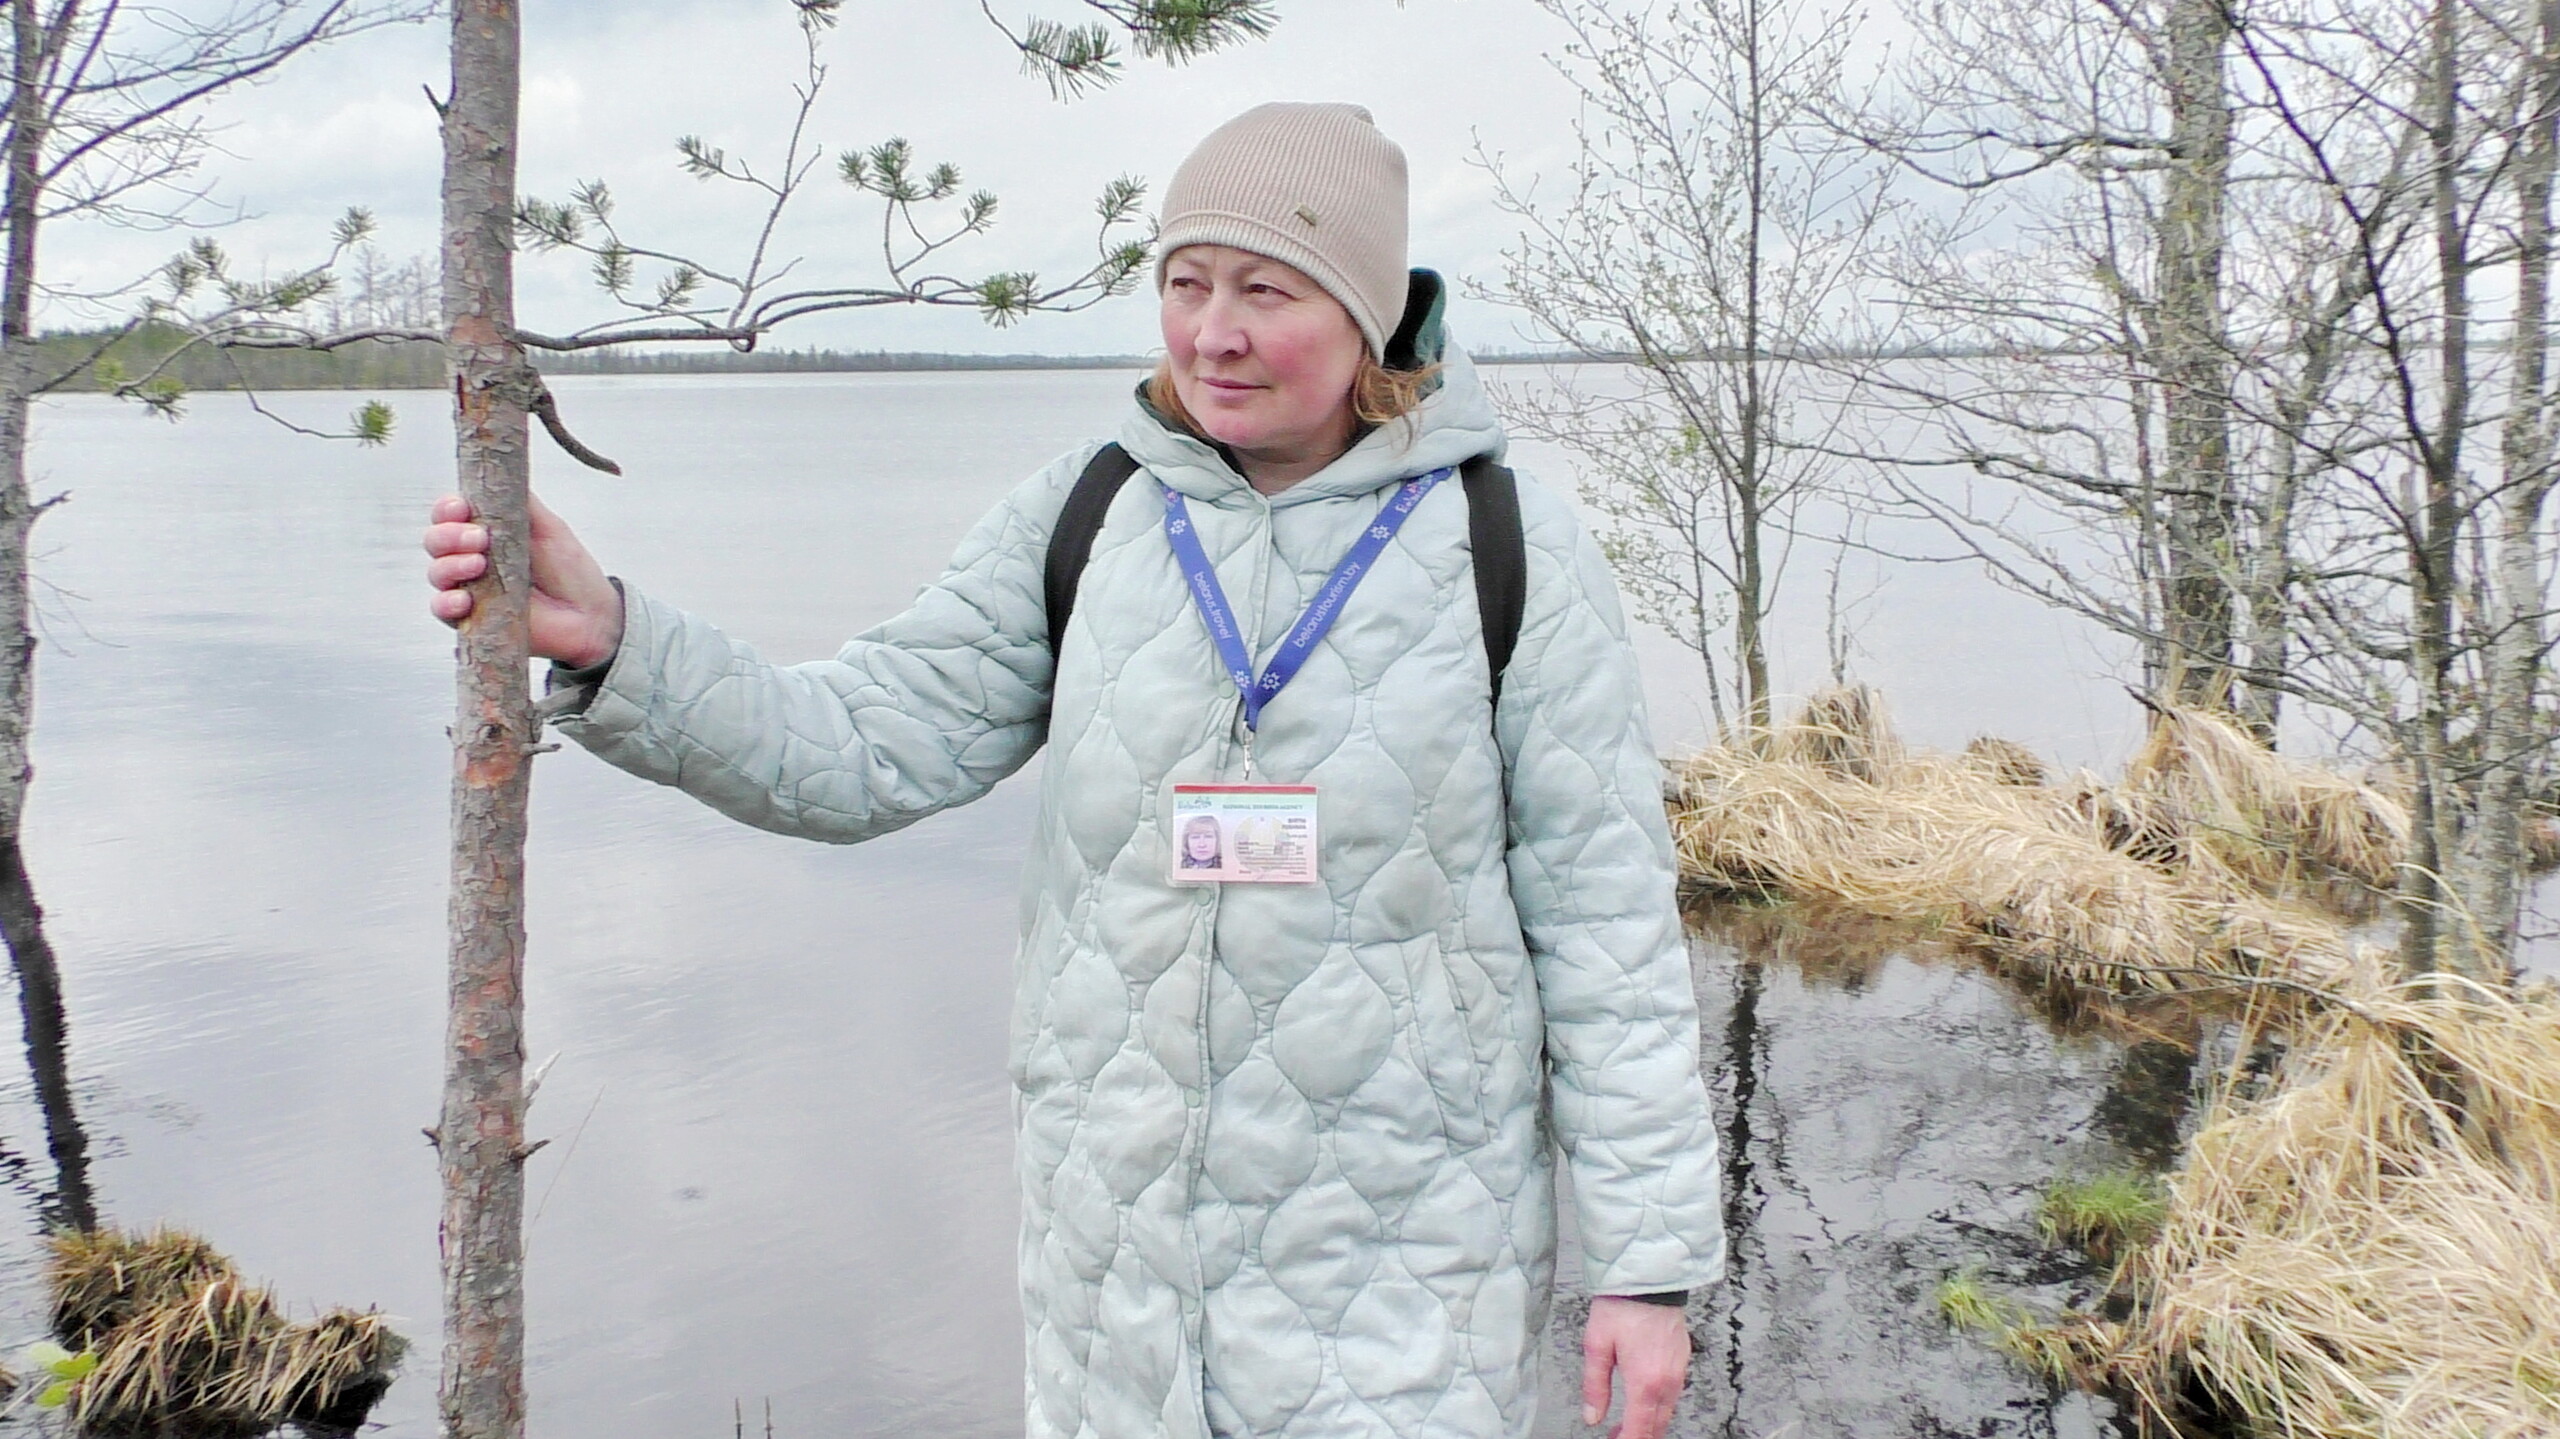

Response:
(437, 4), (534, 1438)
(2465, 0), (2560, 971)
(2, 0), (46, 855)
(2401, 0), (2481, 981)
(0, 2), (94, 1238)
(2155, 0), (2237, 710)
(1735, 0), (1772, 732)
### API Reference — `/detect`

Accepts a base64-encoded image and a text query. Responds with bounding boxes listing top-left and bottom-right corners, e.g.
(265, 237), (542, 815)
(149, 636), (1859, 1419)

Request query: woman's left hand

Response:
(1581, 1296), (1691, 1438)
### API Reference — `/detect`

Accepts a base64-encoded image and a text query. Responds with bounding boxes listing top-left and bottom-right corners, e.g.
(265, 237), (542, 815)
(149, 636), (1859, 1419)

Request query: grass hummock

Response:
(2113, 979), (2560, 1437)
(1668, 687), (2376, 1002)
(44, 1226), (406, 1437)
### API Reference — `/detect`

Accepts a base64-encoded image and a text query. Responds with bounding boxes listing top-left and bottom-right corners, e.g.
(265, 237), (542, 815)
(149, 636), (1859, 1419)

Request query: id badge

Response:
(1168, 784), (1321, 884)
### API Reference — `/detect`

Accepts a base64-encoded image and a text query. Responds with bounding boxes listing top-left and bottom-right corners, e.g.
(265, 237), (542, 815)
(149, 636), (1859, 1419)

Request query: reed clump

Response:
(44, 1226), (405, 1437)
(2112, 980), (2560, 1438)
(1668, 687), (2369, 998)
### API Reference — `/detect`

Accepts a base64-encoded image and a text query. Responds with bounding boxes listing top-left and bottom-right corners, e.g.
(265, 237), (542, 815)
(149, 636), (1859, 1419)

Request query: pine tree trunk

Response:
(437, 4), (534, 1437)
(2155, 0), (2236, 710)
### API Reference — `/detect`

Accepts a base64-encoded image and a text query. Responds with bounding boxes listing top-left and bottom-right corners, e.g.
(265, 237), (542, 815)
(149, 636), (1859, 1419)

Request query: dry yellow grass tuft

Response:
(1668, 690), (2367, 999)
(2117, 707), (2409, 897)
(50, 1227), (232, 1350)
(44, 1226), (406, 1436)
(1766, 683), (1907, 782)
(2117, 979), (2560, 1437)
(1963, 735), (2051, 788)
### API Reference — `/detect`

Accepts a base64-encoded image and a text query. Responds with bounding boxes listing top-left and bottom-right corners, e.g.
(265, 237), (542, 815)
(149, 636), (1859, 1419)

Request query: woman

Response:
(1178, 815), (1227, 873)
(426, 103), (1723, 1439)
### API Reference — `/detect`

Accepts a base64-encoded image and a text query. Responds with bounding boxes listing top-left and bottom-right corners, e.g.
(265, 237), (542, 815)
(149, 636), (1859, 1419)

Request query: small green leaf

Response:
(25, 1341), (72, 1369)
(55, 1351), (98, 1381)
(37, 1379), (74, 1408)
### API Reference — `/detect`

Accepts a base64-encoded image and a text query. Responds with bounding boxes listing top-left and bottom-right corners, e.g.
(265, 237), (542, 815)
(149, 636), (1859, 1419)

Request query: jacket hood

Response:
(1120, 269), (1507, 509)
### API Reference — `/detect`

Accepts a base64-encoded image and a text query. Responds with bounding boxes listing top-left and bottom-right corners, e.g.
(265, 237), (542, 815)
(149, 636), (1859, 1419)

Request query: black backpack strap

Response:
(1045, 442), (1141, 658)
(1461, 454), (1527, 706)
(1051, 445), (1525, 706)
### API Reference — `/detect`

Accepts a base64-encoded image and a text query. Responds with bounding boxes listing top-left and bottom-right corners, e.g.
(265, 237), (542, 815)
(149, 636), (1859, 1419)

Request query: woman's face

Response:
(1184, 825), (1220, 861)
(1160, 245), (1366, 472)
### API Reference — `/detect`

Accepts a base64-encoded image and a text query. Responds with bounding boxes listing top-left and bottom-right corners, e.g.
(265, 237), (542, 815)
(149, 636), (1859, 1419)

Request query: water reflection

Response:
(1714, 950), (1763, 1439)
(2091, 1043), (2197, 1173)
(2, 838), (97, 1235)
(1615, 900), (2189, 1439)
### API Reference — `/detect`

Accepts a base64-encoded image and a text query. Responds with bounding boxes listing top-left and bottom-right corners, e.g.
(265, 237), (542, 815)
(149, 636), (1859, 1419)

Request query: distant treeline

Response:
(38, 325), (444, 392)
(36, 325), (2017, 394)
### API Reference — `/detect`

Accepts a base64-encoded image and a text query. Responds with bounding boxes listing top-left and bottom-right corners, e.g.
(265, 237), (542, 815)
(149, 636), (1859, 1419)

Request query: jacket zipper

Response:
(1182, 486), (1273, 1437)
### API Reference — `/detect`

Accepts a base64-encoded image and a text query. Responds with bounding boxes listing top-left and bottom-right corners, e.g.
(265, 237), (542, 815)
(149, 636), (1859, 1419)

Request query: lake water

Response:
(0, 368), (2295, 1436)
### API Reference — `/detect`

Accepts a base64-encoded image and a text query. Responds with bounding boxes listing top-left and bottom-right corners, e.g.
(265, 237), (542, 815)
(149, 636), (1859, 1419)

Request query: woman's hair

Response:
(1179, 814), (1223, 866)
(1146, 352), (1442, 440)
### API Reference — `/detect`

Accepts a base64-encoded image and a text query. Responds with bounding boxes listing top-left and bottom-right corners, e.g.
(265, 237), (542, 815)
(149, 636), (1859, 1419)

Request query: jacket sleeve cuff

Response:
(1605, 1289), (1690, 1307)
(536, 578), (626, 721)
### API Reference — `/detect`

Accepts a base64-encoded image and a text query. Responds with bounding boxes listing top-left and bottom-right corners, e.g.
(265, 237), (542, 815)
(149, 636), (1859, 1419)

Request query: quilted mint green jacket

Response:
(556, 347), (1725, 1438)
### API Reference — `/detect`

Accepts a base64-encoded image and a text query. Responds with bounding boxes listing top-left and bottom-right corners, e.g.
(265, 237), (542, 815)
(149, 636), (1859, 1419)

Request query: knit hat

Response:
(1156, 102), (1410, 357)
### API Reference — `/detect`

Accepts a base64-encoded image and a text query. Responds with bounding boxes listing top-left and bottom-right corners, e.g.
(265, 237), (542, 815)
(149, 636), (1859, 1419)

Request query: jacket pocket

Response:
(1404, 935), (1491, 1149)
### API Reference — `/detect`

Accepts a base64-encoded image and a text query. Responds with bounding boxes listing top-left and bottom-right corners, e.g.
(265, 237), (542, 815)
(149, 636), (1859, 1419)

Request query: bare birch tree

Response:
(1486, 0), (1888, 732)
(1856, 0), (2560, 979)
(1832, 0), (2266, 717)
(2474, 0), (2560, 964)
(2216, 0), (2560, 977)
(0, 0), (424, 1241)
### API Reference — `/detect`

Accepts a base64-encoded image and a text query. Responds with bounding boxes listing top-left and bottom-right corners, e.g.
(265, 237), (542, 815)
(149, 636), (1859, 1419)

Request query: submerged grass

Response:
(2038, 1170), (2167, 1264)
(44, 1226), (406, 1436)
(1936, 1268), (2120, 1389)
(1677, 690), (2559, 1436)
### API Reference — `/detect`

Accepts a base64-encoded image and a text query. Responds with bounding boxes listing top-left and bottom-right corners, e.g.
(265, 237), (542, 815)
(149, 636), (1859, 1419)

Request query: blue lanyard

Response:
(1161, 468), (1452, 732)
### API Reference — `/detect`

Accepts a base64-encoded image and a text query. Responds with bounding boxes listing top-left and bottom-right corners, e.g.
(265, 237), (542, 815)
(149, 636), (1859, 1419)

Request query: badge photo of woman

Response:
(1178, 813), (1225, 870)
(425, 99), (1725, 1439)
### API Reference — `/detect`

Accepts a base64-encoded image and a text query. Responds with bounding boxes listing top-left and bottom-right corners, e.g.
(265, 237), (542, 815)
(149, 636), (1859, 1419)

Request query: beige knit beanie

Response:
(1156, 102), (1410, 357)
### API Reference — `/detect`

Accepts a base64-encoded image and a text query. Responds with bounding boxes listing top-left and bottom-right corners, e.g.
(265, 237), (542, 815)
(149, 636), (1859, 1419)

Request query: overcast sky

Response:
(55, 0), (1626, 355)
